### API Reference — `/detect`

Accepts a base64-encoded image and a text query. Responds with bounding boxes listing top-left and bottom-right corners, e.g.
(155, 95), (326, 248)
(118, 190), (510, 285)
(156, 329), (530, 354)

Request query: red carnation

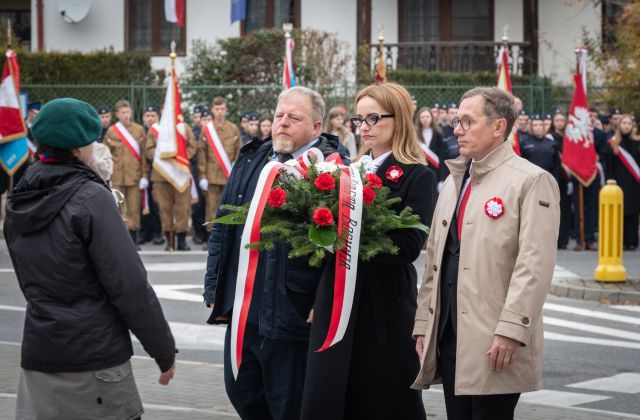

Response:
(365, 173), (383, 189)
(312, 207), (334, 227)
(363, 186), (376, 205)
(267, 187), (287, 208)
(314, 173), (336, 191)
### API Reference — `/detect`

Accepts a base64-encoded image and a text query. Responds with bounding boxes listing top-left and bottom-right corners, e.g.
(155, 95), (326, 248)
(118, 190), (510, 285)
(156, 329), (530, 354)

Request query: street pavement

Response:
(0, 237), (639, 419)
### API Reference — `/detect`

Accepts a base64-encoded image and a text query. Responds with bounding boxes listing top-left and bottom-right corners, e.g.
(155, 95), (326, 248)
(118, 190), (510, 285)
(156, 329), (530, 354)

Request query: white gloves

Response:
(567, 182), (573, 196)
(199, 179), (209, 191)
(139, 178), (149, 190)
(437, 181), (444, 193)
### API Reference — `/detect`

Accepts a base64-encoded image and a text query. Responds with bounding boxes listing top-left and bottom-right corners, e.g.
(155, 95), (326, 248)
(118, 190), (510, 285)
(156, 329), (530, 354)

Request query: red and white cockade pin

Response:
(484, 197), (505, 219)
(386, 165), (403, 182)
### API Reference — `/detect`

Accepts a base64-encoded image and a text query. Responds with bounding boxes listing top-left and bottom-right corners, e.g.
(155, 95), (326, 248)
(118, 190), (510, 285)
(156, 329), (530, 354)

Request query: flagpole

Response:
(575, 46), (586, 250)
(7, 19), (14, 191)
(168, 40), (177, 252)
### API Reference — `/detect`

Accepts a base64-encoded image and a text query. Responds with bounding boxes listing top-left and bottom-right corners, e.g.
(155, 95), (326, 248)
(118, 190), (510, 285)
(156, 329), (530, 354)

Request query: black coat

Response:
(4, 162), (176, 373)
(606, 135), (640, 215)
(420, 129), (447, 183)
(301, 154), (436, 420)
(203, 134), (348, 341)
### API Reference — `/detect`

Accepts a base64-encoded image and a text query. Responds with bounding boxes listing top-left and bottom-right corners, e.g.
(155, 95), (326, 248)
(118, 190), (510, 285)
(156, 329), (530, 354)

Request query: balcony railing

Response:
(370, 41), (535, 75)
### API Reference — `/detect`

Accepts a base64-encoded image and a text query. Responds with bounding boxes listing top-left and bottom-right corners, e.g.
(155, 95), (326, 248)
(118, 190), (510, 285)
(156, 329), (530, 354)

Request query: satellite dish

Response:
(57, 0), (92, 24)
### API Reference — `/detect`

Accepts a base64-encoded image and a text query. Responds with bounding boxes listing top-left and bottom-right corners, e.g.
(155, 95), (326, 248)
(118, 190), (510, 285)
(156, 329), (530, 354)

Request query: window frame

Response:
(124, 0), (187, 56)
(240, 0), (301, 36)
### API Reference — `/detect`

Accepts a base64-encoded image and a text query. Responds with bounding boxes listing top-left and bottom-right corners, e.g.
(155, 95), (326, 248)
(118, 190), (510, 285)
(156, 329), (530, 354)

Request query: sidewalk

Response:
(0, 342), (636, 420)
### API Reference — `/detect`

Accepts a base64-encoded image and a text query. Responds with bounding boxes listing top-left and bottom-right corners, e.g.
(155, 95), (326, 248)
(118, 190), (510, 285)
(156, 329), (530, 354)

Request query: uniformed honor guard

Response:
(142, 120), (197, 251)
(520, 114), (561, 180)
(197, 97), (242, 249)
(441, 103), (458, 138)
(105, 99), (146, 249)
(97, 106), (112, 142)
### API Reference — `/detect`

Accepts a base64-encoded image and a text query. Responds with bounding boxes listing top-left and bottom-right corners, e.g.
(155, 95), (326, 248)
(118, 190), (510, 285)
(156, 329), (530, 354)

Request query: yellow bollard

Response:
(595, 180), (627, 282)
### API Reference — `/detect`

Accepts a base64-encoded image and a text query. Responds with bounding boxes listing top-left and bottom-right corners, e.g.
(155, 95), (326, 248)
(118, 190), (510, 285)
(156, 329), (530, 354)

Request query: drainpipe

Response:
(37, 0), (43, 51)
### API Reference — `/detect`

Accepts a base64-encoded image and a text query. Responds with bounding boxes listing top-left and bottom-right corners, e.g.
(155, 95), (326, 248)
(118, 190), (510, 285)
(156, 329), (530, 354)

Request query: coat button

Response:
(429, 308), (434, 314)
(238, 194), (243, 199)
(433, 264), (438, 271)
(442, 220), (447, 227)
(247, 158), (252, 163)
(522, 317), (530, 325)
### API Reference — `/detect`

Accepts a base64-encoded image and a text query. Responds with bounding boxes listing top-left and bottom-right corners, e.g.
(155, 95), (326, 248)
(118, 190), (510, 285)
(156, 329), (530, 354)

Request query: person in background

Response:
(543, 114), (552, 133)
(548, 110), (572, 249)
(97, 105), (112, 142)
(520, 114), (561, 180)
(6, 98), (177, 420)
(415, 107), (446, 190)
(606, 114), (640, 250)
(325, 106), (357, 159)
(516, 109), (530, 136)
(142, 104), (160, 132)
(191, 105), (203, 138)
(191, 107), (210, 246)
(139, 103), (165, 247)
(258, 115), (273, 140)
(24, 101), (41, 130)
(247, 114), (260, 140)
(441, 103), (458, 138)
(239, 112), (250, 141)
(431, 103), (441, 123)
(608, 108), (623, 137)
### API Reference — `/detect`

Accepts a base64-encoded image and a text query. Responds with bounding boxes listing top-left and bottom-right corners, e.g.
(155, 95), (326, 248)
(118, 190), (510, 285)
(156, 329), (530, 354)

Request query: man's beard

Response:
(272, 136), (295, 154)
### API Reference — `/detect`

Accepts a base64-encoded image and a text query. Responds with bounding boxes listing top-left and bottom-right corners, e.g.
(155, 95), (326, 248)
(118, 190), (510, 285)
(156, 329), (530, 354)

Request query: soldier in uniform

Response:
(142, 120), (197, 251)
(520, 114), (561, 179)
(191, 105), (203, 138)
(97, 106), (112, 142)
(607, 108), (622, 138)
(191, 108), (209, 245)
(439, 134), (461, 182)
(105, 99), (146, 249)
(516, 109), (530, 137)
(197, 97), (242, 249)
(441, 103), (458, 138)
(140, 103), (165, 246)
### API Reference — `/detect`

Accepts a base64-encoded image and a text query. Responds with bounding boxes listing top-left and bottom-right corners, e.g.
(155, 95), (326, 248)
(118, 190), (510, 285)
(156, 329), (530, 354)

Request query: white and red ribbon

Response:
(316, 164), (363, 352)
(149, 122), (160, 139)
(204, 122), (233, 178)
(617, 145), (640, 184)
(112, 122), (141, 161)
(420, 143), (440, 168)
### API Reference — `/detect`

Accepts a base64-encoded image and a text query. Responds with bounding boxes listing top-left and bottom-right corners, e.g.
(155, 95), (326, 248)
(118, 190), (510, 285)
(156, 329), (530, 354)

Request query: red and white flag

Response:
(153, 67), (191, 193)
(164, 0), (185, 26)
(0, 50), (27, 143)
(616, 145), (640, 184)
(562, 73), (598, 186)
(283, 34), (296, 90)
(496, 46), (521, 156)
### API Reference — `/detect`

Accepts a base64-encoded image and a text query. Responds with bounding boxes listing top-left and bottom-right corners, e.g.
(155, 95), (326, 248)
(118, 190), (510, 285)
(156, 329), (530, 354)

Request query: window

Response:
(126, 0), (186, 55)
(242, 0), (300, 35)
(0, 6), (31, 50)
(400, 0), (492, 42)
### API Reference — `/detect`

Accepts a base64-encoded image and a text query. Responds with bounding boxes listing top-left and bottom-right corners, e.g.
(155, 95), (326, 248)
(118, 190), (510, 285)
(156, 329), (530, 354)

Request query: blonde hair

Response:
(114, 99), (131, 112)
(355, 83), (425, 165)
(325, 106), (350, 146)
(613, 114), (638, 144)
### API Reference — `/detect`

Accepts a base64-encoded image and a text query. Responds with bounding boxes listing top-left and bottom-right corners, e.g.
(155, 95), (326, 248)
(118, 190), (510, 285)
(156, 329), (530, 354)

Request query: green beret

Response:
(32, 98), (102, 150)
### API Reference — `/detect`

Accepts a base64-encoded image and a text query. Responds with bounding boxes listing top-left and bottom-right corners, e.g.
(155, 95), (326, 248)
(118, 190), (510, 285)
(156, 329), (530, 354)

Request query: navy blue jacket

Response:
(203, 134), (347, 340)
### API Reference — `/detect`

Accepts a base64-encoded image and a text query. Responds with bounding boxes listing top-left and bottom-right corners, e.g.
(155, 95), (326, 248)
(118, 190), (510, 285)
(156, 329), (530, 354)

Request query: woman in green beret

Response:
(4, 98), (177, 419)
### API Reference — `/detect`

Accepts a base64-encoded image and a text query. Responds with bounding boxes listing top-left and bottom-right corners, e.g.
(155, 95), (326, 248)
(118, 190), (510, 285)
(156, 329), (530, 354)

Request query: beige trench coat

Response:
(412, 140), (560, 395)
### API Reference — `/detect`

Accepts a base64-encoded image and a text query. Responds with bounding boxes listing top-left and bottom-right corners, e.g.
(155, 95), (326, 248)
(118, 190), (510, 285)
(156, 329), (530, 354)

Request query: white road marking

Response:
(151, 284), (203, 302)
(132, 321), (226, 351)
(612, 305), (640, 313)
(139, 250), (208, 256)
(544, 302), (640, 326)
(553, 265), (581, 279)
(143, 403), (237, 416)
(544, 316), (640, 342)
(567, 373), (640, 394)
(0, 262), (207, 274)
(519, 389), (610, 407)
(544, 332), (640, 350)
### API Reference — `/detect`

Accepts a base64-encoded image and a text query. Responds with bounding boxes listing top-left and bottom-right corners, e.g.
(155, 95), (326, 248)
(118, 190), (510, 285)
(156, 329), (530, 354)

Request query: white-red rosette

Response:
(484, 197), (505, 219)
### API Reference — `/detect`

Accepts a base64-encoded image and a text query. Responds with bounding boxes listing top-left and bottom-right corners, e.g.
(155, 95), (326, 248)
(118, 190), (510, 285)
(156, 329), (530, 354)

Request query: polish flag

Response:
(0, 50), (27, 143)
(165, 0), (185, 27)
(153, 67), (191, 192)
(496, 46), (520, 156)
(283, 35), (296, 90)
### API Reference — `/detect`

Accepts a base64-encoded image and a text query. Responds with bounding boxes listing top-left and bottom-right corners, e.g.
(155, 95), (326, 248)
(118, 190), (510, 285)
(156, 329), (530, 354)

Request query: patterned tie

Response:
(457, 180), (472, 240)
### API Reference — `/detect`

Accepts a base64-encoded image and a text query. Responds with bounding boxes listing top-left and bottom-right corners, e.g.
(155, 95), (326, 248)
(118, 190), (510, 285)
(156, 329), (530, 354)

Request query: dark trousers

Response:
(438, 320), (520, 420)
(558, 178), (573, 248)
(191, 159), (207, 240)
(140, 181), (162, 241)
(223, 323), (308, 420)
(572, 178), (599, 244)
(624, 214), (639, 248)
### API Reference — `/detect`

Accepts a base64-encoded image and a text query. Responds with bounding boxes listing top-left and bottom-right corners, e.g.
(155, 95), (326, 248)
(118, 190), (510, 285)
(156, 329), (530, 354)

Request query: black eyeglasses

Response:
(451, 116), (495, 132)
(350, 113), (395, 127)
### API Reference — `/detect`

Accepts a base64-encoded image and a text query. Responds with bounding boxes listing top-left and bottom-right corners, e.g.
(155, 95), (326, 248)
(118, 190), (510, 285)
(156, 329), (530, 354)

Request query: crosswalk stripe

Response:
(612, 305), (640, 313)
(544, 316), (640, 342)
(544, 332), (640, 350)
(544, 302), (640, 326)
(519, 389), (610, 407)
(567, 373), (640, 394)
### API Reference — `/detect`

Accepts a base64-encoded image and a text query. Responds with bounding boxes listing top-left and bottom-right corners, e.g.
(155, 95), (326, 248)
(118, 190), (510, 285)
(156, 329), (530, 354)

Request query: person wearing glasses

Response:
(302, 82), (436, 420)
(413, 87), (560, 420)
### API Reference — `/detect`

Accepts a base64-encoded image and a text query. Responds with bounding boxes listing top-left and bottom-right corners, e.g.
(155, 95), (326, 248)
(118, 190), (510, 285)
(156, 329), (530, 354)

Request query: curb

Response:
(549, 277), (640, 304)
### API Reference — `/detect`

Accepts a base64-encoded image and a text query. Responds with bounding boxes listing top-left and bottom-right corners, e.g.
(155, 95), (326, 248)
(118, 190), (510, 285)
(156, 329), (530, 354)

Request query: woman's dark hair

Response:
(35, 144), (81, 164)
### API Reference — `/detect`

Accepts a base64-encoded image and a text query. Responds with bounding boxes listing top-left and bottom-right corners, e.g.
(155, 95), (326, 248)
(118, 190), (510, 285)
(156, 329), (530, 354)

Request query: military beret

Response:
(193, 105), (203, 114)
(97, 105), (111, 115)
(27, 101), (42, 111)
(200, 109), (211, 117)
(410, 94), (417, 101)
(610, 108), (622, 115)
(242, 112), (252, 120)
(530, 114), (542, 121)
(448, 103), (458, 110)
(544, 114), (552, 120)
(145, 103), (159, 113)
(598, 114), (610, 124)
(32, 98), (102, 150)
(248, 113), (260, 121)
(519, 109), (529, 117)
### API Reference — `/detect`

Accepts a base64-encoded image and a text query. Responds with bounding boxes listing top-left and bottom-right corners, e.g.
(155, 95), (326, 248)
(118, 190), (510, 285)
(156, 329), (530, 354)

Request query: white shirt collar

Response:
(291, 138), (319, 160)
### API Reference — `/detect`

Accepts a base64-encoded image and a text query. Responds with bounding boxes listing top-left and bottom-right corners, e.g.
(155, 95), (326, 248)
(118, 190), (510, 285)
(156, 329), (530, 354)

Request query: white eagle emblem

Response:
(565, 106), (594, 149)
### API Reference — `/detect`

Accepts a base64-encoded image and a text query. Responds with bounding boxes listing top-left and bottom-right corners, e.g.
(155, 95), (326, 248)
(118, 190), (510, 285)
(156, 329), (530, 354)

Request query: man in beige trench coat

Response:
(413, 87), (560, 419)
